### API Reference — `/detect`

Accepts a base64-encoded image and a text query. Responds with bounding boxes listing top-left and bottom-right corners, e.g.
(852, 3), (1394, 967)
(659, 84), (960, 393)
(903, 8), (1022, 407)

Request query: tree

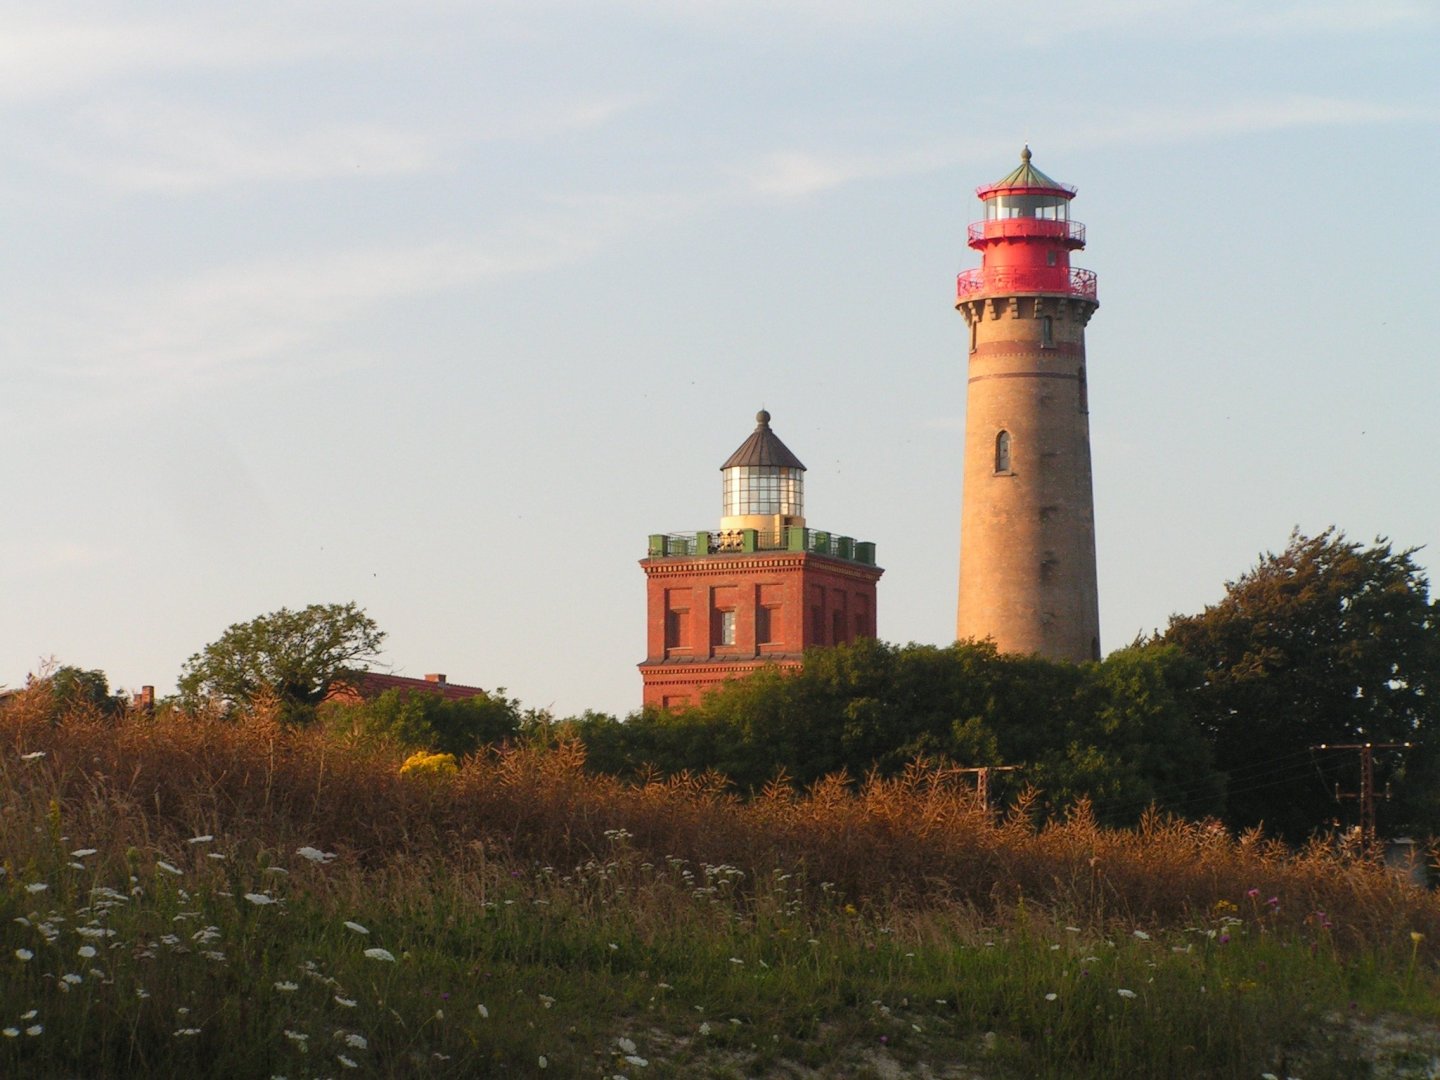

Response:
(23, 665), (128, 723)
(178, 603), (385, 719)
(1161, 529), (1440, 839)
(564, 638), (1221, 823)
(321, 687), (521, 756)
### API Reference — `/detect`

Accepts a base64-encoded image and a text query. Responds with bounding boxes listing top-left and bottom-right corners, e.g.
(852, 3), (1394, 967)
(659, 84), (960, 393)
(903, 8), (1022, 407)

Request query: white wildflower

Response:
(1117, 988), (1137, 999)
(21, 751), (45, 761)
(284, 1030), (309, 1046)
(62, 973), (83, 985)
(274, 981), (299, 992)
(71, 848), (97, 858)
(15, 949), (33, 961)
(363, 948), (395, 962)
(188, 835), (214, 845)
(344, 1033), (367, 1049)
(338, 1055), (357, 1069)
(296, 847), (337, 864)
(2, 1028), (17, 1038)
(1045, 992), (1058, 1002)
(538, 1056), (548, 1069)
(25, 883), (48, 894)
(343, 921), (369, 935)
(698, 1022), (711, 1035)
(21, 1011), (36, 1021)
(174, 1027), (201, 1036)
(156, 862), (183, 876)
(538, 994), (555, 1008)
(207, 853), (225, 860)
(728, 957), (744, 965)
(26, 1025), (42, 1036)
(244, 894), (277, 906)
(477, 1004), (489, 1018)
(1132, 930), (1150, 941)
(334, 996), (357, 1008)
(624, 1055), (649, 1067)
(617, 1037), (637, 1054)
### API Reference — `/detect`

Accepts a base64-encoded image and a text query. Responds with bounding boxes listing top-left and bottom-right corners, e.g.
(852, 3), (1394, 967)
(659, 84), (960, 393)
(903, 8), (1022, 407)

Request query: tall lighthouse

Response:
(955, 148), (1101, 663)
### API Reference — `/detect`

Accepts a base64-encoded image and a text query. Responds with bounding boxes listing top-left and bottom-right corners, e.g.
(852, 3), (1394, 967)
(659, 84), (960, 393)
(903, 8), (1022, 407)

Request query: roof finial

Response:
(1021, 144), (1031, 164)
(756, 408), (771, 426)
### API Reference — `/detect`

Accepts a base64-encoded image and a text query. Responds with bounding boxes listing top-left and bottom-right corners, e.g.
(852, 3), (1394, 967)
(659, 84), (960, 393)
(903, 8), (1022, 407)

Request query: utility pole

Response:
(1312, 742), (1412, 851)
(953, 765), (1023, 811)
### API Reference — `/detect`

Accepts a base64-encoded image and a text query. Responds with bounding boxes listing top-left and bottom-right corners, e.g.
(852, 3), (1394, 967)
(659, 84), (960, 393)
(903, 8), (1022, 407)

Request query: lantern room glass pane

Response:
(723, 466), (803, 517)
(985, 194), (1069, 221)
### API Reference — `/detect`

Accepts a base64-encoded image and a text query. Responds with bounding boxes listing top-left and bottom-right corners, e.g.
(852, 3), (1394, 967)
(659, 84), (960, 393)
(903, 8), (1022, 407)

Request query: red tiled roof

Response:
(328, 671), (487, 703)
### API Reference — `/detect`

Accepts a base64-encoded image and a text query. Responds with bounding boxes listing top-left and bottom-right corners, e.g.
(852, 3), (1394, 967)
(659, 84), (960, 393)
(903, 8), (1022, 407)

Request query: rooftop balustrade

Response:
(647, 527), (877, 566)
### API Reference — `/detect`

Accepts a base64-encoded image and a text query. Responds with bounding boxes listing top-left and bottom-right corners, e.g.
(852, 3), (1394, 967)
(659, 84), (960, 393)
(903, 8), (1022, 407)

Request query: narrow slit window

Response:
(995, 430), (1011, 473)
(1077, 365), (1088, 413)
(969, 319), (978, 353)
(717, 609), (736, 646)
(1041, 315), (1054, 347)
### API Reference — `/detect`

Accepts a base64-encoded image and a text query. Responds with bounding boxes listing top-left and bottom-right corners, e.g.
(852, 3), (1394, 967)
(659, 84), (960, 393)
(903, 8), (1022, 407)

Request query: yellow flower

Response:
(399, 751), (458, 778)
(1411, 931), (1424, 944)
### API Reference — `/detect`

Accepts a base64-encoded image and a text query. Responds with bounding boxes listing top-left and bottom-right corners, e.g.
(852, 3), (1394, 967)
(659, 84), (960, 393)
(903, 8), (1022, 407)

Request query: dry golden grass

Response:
(3, 680), (1436, 960)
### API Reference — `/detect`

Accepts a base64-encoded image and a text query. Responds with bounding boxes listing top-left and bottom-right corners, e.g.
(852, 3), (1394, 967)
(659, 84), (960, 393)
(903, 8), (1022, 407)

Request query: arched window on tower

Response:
(995, 430), (1011, 473)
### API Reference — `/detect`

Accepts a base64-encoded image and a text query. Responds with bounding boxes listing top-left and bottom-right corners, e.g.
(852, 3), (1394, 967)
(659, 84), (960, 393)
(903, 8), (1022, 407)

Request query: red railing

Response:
(967, 218), (1085, 246)
(955, 266), (1098, 302)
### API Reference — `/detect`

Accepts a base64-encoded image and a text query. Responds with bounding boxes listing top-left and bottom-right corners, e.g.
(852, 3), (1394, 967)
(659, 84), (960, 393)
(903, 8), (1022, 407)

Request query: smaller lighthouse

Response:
(639, 411), (883, 709)
(955, 148), (1101, 663)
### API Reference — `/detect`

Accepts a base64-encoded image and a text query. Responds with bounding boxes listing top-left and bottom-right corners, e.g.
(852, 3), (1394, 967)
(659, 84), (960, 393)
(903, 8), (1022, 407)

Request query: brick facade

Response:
(638, 550), (882, 710)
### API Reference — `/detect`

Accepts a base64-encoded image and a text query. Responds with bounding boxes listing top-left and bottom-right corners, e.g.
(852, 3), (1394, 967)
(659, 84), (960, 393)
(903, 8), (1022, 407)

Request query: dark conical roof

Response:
(721, 410), (806, 471)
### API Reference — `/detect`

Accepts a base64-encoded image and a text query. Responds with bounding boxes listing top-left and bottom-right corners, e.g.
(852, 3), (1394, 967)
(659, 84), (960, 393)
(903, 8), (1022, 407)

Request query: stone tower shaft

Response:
(955, 148), (1101, 663)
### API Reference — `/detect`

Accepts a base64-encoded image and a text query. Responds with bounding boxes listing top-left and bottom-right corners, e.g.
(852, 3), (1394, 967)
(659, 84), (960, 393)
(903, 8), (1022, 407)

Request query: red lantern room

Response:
(957, 145), (1097, 306)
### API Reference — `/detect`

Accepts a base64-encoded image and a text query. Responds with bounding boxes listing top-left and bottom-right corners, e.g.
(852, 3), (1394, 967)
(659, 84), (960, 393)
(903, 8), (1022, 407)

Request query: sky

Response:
(3, 1), (1438, 718)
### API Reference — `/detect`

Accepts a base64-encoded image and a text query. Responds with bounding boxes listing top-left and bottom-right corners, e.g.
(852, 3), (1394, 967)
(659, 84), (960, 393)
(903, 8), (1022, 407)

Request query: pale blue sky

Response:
(3, 1), (1437, 717)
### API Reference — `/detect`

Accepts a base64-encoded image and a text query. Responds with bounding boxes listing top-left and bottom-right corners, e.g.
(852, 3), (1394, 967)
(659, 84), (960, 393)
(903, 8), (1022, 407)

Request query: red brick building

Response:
(639, 411), (882, 709)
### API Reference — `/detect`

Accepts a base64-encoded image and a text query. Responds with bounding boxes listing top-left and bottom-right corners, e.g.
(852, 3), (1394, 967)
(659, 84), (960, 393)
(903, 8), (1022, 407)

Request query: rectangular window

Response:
(1041, 315), (1054, 347)
(969, 319), (977, 353)
(832, 610), (846, 645)
(756, 605), (773, 645)
(717, 608), (736, 646)
(664, 589), (690, 650)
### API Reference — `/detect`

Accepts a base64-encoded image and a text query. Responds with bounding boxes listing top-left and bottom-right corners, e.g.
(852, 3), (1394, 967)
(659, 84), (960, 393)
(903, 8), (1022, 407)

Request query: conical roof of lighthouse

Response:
(721, 410), (806, 471)
(977, 146), (1076, 199)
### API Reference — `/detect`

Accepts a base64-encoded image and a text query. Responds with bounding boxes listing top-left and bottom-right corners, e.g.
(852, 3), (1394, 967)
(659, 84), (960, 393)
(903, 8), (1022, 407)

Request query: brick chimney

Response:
(424, 674), (447, 685)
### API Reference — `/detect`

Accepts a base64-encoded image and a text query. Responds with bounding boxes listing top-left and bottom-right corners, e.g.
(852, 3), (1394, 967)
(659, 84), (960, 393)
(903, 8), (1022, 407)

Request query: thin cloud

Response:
(41, 99), (442, 192)
(0, 15), (342, 103)
(741, 95), (1417, 201)
(1071, 95), (1418, 147)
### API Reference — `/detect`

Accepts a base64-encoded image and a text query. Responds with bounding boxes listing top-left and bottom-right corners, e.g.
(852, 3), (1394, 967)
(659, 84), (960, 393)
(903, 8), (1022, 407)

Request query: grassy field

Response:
(3, 687), (1439, 1078)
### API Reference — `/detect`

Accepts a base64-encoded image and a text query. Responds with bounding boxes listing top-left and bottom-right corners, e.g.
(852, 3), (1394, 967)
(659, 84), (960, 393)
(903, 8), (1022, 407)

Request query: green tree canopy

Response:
(568, 638), (1221, 824)
(321, 687), (521, 757)
(1161, 528), (1440, 839)
(178, 602), (385, 719)
(28, 665), (128, 722)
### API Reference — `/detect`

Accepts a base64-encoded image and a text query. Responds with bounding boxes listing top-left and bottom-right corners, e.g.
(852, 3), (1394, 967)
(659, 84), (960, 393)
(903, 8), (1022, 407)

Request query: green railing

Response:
(647, 527), (876, 566)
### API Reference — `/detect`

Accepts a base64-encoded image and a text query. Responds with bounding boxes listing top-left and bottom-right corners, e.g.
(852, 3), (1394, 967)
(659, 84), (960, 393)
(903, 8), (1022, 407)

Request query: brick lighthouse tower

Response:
(639, 411), (883, 709)
(955, 148), (1101, 662)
